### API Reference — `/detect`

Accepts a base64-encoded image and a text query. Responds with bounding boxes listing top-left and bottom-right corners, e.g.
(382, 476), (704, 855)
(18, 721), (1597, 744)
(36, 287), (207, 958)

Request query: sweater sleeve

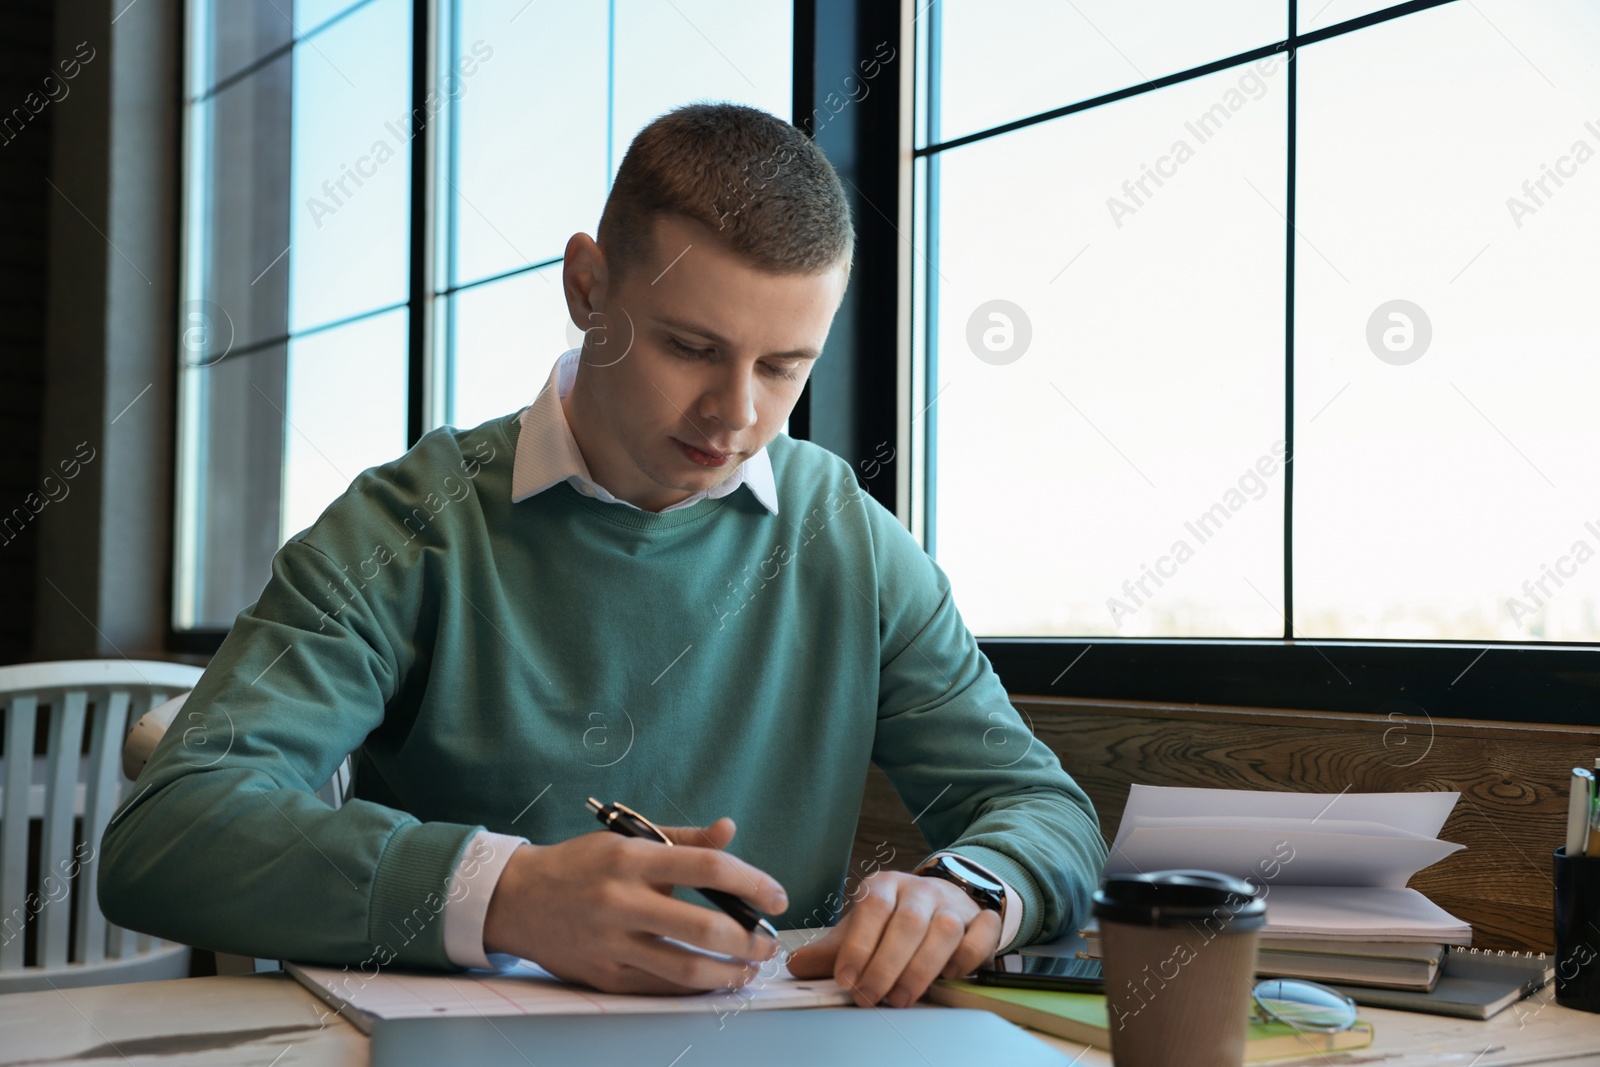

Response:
(97, 536), (484, 971)
(860, 488), (1109, 948)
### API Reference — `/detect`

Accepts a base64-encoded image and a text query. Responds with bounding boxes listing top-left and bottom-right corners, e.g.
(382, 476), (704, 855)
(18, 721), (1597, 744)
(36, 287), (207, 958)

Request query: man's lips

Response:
(672, 438), (732, 467)
(675, 438), (734, 458)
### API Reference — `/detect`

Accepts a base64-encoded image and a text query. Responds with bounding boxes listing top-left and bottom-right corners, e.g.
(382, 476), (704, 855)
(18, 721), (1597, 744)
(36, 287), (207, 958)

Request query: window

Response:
(174, 1), (1597, 722)
(174, 0), (792, 633)
(915, 0), (1600, 644)
(913, 1), (1600, 721)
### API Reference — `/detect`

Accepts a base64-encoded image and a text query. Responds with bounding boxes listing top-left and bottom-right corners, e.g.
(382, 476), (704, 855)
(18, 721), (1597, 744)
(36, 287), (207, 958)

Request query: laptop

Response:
(369, 1006), (1077, 1066)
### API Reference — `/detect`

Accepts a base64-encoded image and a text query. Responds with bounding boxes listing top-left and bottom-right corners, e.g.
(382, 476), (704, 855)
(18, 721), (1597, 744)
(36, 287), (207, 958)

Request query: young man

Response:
(100, 103), (1107, 1009)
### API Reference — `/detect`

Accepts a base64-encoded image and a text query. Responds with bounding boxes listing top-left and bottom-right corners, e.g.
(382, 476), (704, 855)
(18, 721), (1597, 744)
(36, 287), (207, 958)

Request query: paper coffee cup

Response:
(1094, 869), (1266, 1067)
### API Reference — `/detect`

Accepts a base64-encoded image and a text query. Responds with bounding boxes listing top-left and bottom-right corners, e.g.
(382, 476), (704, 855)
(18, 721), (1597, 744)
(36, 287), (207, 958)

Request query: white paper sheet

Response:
(286, 929), (850, 1035)
(1108, 827), (1463, 887)
(1255, 886), (1472, 943)
(1119, 785), (1458, 838)
(1105, 786), (1463, 887)
(1097, 786), (1471, 943)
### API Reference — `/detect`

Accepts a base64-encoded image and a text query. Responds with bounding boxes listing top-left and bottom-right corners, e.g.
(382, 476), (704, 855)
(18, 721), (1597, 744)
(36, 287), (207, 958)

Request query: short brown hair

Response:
(597, 102), (854, 285)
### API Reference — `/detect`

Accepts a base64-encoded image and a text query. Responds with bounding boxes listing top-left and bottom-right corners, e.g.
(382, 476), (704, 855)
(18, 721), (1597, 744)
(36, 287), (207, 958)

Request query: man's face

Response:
(560, 213), (847, 512)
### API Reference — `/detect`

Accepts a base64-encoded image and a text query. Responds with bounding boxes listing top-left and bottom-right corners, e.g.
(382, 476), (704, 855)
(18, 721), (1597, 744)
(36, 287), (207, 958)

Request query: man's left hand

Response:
(786, 870), (1002, 1007)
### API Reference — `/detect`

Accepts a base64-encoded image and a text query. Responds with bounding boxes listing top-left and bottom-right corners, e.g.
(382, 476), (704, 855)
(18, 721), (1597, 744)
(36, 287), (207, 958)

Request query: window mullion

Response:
(407, 0), (438, 446)
(1284, 0), (1298, 640)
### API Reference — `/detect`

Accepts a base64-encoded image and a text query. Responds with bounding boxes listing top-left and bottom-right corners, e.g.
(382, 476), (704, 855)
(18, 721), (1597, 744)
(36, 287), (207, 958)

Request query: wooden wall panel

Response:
(851, 697), (1600, 952)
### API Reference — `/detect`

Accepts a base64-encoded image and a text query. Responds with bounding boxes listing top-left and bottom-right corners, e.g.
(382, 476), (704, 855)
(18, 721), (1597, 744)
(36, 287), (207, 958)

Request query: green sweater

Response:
(98, 414), (1107, 971)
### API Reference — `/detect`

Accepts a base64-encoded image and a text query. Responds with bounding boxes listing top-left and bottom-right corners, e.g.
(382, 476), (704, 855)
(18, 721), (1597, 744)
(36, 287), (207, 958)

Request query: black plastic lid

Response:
(1093, 869), (1267, 930)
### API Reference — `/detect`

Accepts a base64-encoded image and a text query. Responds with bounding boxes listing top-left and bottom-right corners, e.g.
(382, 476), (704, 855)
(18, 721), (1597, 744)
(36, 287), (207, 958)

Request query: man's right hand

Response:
(482, 816), (788, 995)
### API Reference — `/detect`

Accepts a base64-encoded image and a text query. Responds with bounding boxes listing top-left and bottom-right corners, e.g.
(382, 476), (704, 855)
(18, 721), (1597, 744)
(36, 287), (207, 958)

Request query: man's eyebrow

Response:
(653, 315), (821, 361)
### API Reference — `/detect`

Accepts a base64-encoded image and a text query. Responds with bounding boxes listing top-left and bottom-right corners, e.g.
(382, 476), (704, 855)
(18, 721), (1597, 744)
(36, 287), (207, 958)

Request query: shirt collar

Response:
(510, 348), (779, 516)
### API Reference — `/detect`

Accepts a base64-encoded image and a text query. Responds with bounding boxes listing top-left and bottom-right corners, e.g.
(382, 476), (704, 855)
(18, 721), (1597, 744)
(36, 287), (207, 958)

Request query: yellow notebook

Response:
(927, 981), (1375, 1062)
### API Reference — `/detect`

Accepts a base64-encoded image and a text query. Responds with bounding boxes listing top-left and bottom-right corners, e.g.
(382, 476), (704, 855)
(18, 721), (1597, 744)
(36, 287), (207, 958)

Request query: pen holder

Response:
(1554, 846), (1600, 1013)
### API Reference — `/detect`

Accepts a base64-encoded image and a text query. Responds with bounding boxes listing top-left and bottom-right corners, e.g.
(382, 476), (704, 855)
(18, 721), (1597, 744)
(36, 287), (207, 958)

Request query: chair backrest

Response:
(0, 659), (203, 992)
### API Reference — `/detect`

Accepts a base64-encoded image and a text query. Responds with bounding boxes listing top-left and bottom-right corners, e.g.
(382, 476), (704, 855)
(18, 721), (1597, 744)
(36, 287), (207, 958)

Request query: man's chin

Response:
(641, 454), (742, 496)
(676, 462), (741, 490)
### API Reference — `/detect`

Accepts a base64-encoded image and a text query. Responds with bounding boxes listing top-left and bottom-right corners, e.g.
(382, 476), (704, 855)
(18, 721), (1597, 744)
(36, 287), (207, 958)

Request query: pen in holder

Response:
(1553, 846), (1600, 1013)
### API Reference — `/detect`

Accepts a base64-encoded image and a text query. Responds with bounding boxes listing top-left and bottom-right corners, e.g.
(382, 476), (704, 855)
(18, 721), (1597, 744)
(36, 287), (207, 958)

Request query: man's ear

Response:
(562, 232), (610, 325)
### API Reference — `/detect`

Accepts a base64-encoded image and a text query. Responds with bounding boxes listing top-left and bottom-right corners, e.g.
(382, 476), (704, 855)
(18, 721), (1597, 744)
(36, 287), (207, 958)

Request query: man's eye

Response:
(667, 337), (710, 358)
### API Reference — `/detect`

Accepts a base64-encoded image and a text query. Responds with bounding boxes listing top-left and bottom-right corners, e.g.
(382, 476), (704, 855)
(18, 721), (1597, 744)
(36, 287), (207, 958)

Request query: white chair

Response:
(0, 659), (202, 993)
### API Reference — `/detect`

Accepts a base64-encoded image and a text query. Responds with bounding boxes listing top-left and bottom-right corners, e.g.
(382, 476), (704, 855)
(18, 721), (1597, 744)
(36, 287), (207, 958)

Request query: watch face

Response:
(941, 855), (1002, 895)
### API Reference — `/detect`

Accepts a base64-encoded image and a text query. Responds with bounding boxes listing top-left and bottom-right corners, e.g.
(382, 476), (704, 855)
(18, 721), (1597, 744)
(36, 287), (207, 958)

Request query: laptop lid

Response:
(370, 1007), (1075, 1066)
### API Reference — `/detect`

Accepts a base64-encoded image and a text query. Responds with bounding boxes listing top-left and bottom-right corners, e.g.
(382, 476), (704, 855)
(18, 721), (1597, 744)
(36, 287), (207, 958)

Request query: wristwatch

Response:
(914, 853), (1006, 922)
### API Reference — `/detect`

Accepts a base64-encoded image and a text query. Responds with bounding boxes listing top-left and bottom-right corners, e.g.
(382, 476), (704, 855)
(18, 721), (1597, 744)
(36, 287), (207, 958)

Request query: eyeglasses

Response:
(1251, 978), (1361, 1033)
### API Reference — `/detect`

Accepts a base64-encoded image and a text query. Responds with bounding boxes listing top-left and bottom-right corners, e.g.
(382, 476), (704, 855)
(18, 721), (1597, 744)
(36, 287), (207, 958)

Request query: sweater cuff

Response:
(442, 831), (531, 969)
(938, 844), (1042, 952)
(369, 820), (485, 970)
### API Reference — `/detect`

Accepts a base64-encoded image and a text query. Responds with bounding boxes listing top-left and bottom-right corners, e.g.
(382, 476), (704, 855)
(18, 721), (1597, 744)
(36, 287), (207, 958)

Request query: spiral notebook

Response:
(1326, 947), (1553, 1019)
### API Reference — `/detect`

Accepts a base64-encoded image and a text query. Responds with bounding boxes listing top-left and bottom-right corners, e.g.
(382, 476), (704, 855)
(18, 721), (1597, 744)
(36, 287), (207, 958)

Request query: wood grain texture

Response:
(850, 697), (1600, 952)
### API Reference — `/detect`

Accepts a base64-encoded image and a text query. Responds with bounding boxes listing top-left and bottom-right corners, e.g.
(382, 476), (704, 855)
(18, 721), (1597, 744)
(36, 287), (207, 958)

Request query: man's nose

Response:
(700, 365), (758, 432)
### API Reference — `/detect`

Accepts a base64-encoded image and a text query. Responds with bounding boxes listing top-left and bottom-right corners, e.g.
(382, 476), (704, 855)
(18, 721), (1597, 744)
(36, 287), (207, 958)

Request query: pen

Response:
(1569, 767), (1596, 857)
(587, 797), (780, 942)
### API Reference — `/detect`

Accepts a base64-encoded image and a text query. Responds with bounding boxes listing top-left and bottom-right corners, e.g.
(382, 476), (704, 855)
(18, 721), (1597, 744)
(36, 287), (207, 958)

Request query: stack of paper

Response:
(287, 930), (850, 1035)
(1100, 786), (1471, 945)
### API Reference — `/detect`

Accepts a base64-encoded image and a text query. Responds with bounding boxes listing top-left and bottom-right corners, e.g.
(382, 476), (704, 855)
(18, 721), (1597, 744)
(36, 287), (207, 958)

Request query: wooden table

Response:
(1, 971), (1596, 1066)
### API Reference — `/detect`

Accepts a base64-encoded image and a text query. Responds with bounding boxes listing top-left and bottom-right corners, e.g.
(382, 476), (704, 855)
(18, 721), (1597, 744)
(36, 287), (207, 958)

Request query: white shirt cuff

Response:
(442, 830), (531, 969)
(930, 851), (1024, 954)
(996, 876), (1023, 953)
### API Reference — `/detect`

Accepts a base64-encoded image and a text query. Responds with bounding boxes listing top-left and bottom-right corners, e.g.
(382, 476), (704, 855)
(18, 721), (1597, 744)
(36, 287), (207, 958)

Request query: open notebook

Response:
(1101, 785), (1472, 944)
(287, 929), (849, 1036)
